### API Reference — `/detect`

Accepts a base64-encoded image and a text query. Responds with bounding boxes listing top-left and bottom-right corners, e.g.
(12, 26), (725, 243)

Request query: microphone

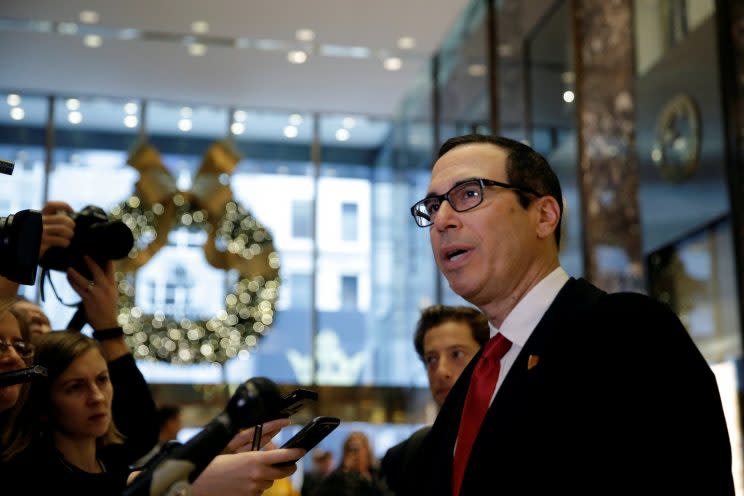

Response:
(123, 376), (284, 496)
(0, 365), (48, 387)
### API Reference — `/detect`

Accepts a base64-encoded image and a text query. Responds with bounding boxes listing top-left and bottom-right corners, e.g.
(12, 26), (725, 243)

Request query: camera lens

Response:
(0, 209), (42, 285)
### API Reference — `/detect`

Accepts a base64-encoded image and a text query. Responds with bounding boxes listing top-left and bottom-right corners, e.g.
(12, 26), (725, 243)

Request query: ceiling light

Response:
(7, 94), (21, 106)
(79, 10), (99, 24)
(563, 90), (575, 103)
(189, 43), (207, 56)
(288, 114), (303, 126)
(180, 107), (193, 118)
(342, 117), (356, 129)
(231, 122), (245, 135)
(335, 129), (350, 142)
(287, 50), (307, 64)
(467, 63), (487, 77)
(68, 111), (83, 124)
(124, 102), (138, 115)
(58, 22), (78, 35)
(283, 125), (298, 138)
(83, 35), (102, 48)
(178, 119), (192, 132)
(66, 98), (80, 111)
(397, 37), (415, 50)
(124, 115), (138, 128)
(9, 107), (24, 120)
(296, 29), (315, 42)
(191, 21), (209, 34)
(383, 57), (402, 71)
(233, 110), (247, 122)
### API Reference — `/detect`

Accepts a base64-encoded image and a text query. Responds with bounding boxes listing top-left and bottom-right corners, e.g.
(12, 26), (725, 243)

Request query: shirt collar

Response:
(490, 266), (570, 346)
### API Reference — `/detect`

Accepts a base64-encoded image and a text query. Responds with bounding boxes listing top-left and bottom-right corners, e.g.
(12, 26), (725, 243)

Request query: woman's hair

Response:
(341, 431), (376, 469)
(2, 331), (123, 461)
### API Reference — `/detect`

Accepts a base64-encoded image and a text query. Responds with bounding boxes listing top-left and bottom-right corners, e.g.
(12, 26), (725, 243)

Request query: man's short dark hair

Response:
(413, 305), (490, 360)
(438, 134), (564, 247)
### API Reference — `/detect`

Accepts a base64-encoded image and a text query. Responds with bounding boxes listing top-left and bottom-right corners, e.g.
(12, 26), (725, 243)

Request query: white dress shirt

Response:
(487, 266), (569, 405)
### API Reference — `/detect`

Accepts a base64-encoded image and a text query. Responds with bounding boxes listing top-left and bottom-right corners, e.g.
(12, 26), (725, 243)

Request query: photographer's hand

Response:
(39, 201), (75, 258)
(67, 257), (128, 360)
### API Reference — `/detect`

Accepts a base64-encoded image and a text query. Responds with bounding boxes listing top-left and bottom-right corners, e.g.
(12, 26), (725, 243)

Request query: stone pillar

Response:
(573, 0), (644, 292)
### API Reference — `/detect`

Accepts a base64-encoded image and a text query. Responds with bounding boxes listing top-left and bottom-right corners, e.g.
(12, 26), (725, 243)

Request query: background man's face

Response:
(423, 320), (482, 406)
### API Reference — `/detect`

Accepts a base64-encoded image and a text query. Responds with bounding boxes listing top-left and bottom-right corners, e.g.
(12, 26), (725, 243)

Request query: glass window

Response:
(341, 275), (358, 310)
(292, 200), (313, 238)
(229, 110), (315, 385)
(341, 202), (358, 241)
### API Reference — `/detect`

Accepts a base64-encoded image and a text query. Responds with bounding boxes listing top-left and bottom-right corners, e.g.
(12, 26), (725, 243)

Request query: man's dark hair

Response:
(157, 405), (181, 430)
(438, 134), (564, 247)
(413, 305), (490, 360)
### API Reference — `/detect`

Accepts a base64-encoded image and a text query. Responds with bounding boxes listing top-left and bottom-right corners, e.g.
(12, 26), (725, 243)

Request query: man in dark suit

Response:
(379, 305), (489, 495)
(406, 134), (734, 495)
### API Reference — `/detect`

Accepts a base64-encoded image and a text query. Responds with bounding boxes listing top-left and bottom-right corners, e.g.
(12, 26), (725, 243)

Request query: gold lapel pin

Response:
(527, 354), (540, 370)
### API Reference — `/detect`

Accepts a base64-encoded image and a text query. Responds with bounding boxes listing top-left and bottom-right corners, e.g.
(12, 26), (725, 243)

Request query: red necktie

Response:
(452, 333), (512, 496)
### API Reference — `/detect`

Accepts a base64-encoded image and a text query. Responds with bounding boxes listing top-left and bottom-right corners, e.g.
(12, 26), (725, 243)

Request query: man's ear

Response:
(535, 196), (561, 240)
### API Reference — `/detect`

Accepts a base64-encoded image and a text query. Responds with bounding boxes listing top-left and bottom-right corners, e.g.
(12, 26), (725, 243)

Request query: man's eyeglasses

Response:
(410, 178), (542, 227)
(0, 340), (34, 359)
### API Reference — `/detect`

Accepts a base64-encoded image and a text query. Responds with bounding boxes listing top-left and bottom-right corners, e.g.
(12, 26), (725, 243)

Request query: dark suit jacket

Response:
(380, 425), (431, 495)
(407, 278), (734, 495)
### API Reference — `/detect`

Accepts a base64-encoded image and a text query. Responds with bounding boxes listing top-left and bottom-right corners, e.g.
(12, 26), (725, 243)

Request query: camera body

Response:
(39, 205), (134, 279)
(0, 209), (43, 285)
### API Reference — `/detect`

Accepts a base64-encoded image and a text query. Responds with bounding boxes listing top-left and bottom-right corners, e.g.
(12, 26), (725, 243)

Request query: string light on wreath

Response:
(110, 193), (280, 364)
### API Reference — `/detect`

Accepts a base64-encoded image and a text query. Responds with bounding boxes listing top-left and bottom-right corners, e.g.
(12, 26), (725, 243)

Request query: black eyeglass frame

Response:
(410, 178), (542, 228)
(0, 339), (34, 359)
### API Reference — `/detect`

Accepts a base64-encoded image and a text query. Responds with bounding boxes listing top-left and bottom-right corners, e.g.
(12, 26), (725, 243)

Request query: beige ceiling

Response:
(0, 0), (471, 118)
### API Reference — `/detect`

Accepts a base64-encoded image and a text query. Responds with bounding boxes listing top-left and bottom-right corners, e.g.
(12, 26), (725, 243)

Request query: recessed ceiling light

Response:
(383, 57), (402, 71)
(124, 115), (138, 128)
(335, 128), (350, 142)
(467, 63), (487, 77)
(79, 10), (99, 24)
(178, 119), (192, 132)
(66, 98), (80, 111)
(563, 90), (575, 103)
(283, 125), (298, 138)
(7, 94), (21, 106)
(287, 50), (307, 64)
(9, 107), (24, 121)
(124, 102), (138, 115)
(342, 117), (356, 129)
(397, 37), (415, 50)
(189, 43), (207, 56)
(296, 29), (315, 42)
(231, 122), (245, 135)
(68, 111), (83, 125)
(191, 21), (209, 34)
(288, 114), (303, 126)
(83, 34), (102, 48)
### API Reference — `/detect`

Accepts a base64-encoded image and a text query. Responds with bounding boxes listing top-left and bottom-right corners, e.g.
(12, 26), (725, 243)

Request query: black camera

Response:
(0, 159), (44, 285)
(39, 205), (134, 279)
(0, 209), (43, 285)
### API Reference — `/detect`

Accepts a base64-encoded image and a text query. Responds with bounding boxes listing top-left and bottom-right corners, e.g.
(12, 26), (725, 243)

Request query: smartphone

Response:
(278, 388), (318, 417)
(274, 416), (341, 467)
